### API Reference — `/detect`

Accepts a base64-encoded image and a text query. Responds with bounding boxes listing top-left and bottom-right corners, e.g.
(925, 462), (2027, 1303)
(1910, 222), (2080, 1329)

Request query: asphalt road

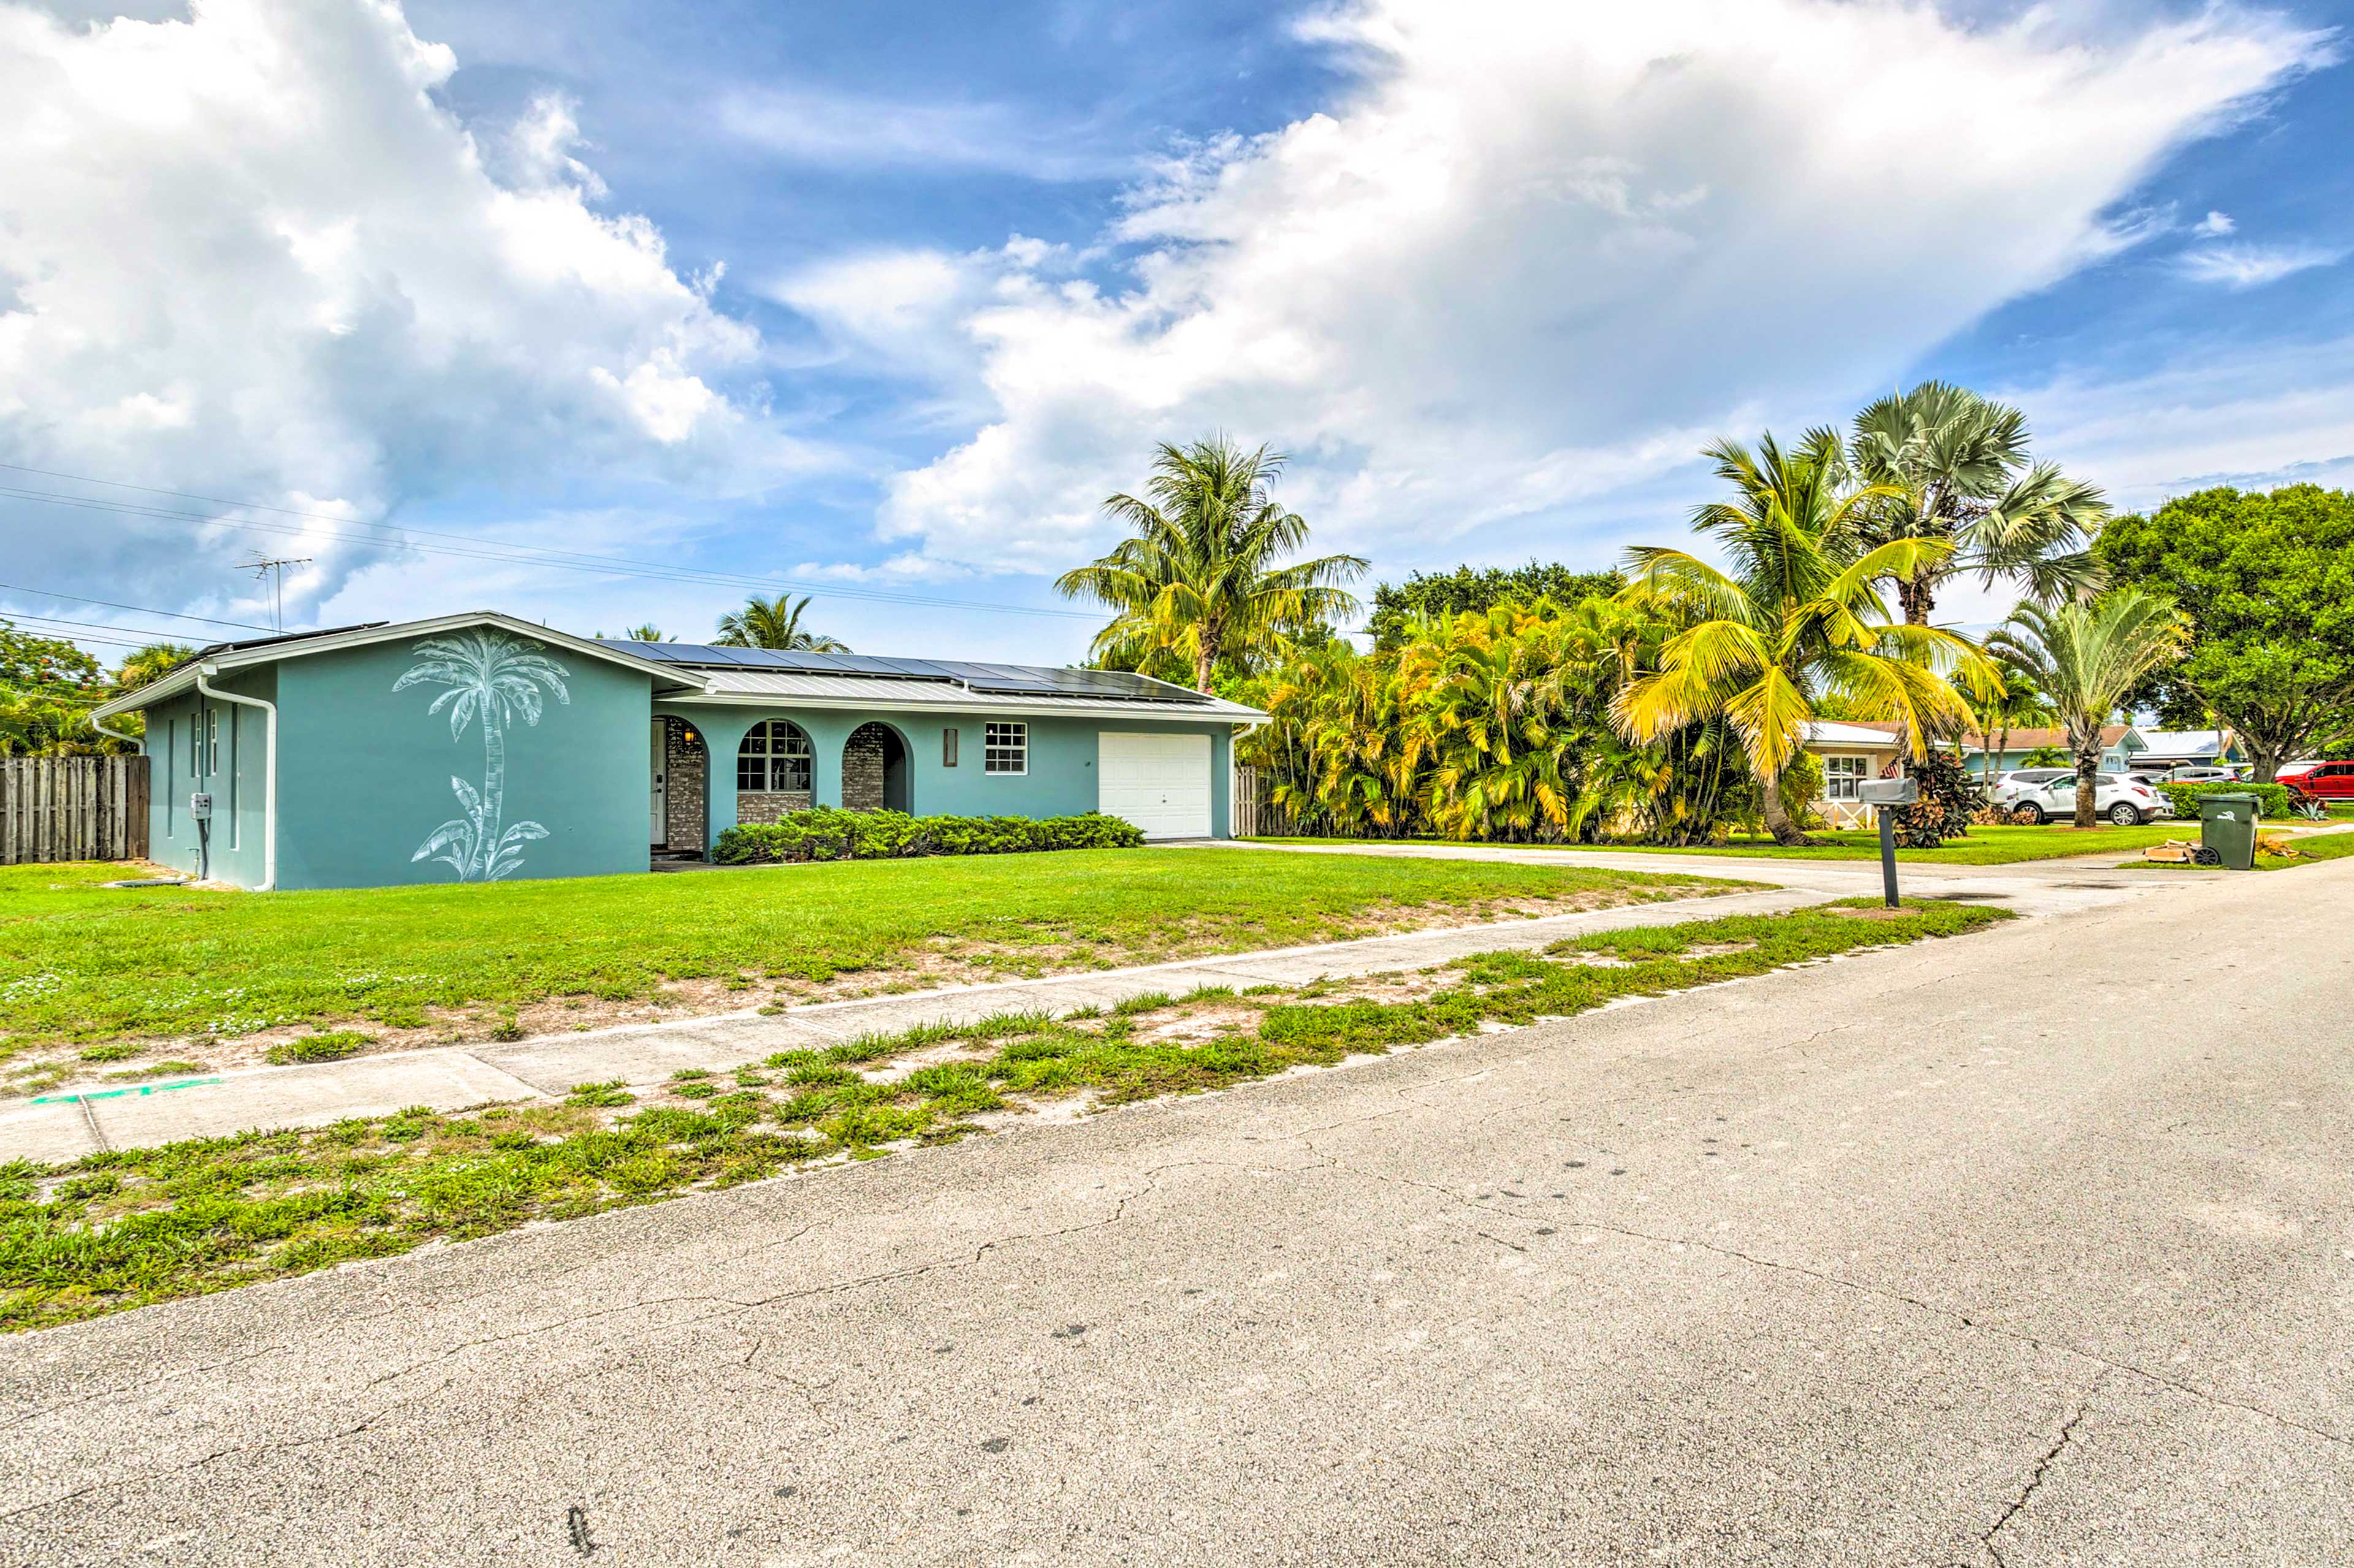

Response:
(3, 861), (2349, 1565)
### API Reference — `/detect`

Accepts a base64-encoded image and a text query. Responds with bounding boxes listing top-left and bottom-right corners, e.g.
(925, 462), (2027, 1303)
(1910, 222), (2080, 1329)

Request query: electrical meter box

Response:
(188, 793), (213, 821)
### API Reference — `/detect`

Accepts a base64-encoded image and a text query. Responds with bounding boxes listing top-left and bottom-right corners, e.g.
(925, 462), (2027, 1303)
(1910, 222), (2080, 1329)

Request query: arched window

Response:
(737, 720), (812, 793)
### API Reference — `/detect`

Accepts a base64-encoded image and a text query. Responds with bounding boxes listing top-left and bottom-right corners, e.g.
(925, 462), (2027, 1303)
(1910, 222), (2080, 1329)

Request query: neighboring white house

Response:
(1798, 721), (1908, 828)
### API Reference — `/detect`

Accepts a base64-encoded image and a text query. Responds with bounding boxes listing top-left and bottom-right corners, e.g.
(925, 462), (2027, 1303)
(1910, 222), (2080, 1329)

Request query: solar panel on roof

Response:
(594, 638), (1214, 702)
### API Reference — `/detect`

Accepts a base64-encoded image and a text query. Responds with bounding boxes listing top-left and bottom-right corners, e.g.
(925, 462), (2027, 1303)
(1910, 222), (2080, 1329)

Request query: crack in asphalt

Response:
(737, 1334), (840, 1436)
(1979, 1378), (2107, 1567)
(1293, 1136), (2353, 1453)
(0, 1162), (1256, 1520)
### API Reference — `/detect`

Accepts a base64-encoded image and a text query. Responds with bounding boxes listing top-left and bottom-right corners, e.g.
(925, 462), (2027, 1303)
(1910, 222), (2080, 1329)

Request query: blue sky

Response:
(2, 0), (2348, 664)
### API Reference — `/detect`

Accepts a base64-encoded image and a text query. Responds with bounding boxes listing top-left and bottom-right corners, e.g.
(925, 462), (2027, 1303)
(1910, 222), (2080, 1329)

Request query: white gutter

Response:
(194, 664), (277, 891)
(88, 714), (142, 749)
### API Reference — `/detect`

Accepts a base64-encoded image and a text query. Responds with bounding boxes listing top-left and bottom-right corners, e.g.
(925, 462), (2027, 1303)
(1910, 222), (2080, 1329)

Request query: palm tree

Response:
(624, 625), (674, 642)
(1849, 382), (2108, 623)
(715, 594), (849, 652)
(393, 632), (571, 880)
(1613, 429), (1992, 846)
(116, 641), (197, 691)
(1972, 650), (2055, 781)
(1057, 436), (1367, 691)
(1984, 591), (2185, 829)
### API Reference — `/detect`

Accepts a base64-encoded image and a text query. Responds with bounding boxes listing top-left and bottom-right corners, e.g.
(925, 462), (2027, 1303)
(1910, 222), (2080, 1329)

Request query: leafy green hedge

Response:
(714, 807), (1145, 865)
(2156, 780), (2296, 819)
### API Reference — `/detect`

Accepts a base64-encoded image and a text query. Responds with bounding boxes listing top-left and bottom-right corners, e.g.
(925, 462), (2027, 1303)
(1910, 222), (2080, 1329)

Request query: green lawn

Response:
(0, 896), (2003, 1333)
(0, 850), (1723, 1054)
(1251, 821), (2181, 866)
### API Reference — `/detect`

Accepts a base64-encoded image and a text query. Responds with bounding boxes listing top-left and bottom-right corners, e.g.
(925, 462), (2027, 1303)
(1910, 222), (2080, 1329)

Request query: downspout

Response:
(194, 666), (277, 891)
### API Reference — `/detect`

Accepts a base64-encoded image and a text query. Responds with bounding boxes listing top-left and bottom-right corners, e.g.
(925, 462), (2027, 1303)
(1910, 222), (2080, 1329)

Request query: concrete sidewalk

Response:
(0, 883), (1820, 1163)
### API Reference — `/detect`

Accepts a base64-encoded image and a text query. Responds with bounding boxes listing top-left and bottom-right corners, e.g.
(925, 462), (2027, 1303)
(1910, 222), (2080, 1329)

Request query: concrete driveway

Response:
(2, 861), (2348, 1565)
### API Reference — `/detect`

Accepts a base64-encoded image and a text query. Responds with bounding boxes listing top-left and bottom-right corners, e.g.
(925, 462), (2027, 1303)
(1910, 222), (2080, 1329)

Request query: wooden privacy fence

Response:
(0, 755), (149, 865)
(1229, 764), (1295, 839)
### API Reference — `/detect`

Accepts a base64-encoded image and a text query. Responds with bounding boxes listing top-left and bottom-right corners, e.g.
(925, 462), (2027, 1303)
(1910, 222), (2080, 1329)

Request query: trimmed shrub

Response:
(2156, 780), (2296, 820)
(713, 808), (1145, 866)
(1892, 748), (1985, 848)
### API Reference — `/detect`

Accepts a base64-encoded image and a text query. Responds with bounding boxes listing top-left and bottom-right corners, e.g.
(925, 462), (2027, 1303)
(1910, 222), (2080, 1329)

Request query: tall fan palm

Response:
(1613, 429), (1994, 845)
(715, 594), (849, 652)
(1057, 436), (1367, 691)
(1849, 382), (2108, 623)
(1984, 591), (2186, 829)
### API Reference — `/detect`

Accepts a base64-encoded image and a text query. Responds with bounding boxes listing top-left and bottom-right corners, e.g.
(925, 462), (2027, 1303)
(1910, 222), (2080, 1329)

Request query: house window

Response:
(984, 721), (1027, 775)
(943, 727), (959, 767)
(737, 720), (812, 793)
(1823, 755), (1870, 801)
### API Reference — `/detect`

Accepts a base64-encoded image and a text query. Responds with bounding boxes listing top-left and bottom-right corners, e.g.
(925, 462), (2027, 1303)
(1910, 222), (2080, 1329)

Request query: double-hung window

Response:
(1823, 755), (1870, 801)
(983, 721), (1027, 775)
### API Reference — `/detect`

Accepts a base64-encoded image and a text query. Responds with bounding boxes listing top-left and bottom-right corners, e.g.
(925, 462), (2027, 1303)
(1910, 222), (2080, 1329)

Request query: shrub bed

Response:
(714, 807), (1145, 865)
(2155, 780), (2297, 820)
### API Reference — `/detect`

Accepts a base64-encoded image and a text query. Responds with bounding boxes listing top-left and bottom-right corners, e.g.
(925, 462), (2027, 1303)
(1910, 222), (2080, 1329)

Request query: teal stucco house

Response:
(91, 612), (1263, 890)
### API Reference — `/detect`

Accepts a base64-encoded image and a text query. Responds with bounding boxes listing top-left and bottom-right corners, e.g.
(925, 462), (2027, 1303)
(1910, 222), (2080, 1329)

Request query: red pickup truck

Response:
(2280, 761), (2354, 802)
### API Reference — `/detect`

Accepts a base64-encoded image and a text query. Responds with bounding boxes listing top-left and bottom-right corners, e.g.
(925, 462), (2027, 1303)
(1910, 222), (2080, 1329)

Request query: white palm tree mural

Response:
(393, 632), (571, 881)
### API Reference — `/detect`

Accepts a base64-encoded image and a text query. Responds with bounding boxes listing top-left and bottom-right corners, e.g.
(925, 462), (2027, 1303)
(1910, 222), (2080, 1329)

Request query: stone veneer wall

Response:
(734, 790), (814, 825)
(842, 724), (888, 812)
(661, 718), (708, 851)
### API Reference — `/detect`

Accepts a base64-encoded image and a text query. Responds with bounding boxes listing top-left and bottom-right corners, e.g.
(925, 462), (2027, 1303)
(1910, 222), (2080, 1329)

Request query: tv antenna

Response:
(241, 554), (311, 631)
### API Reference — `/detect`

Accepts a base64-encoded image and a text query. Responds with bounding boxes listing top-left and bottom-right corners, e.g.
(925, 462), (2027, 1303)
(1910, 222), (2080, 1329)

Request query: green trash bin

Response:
(2196, 791), (2262, 870)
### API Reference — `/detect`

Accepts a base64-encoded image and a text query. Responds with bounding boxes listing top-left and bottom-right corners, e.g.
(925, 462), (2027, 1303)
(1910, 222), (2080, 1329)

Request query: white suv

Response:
(1994, 769), (2171, 826)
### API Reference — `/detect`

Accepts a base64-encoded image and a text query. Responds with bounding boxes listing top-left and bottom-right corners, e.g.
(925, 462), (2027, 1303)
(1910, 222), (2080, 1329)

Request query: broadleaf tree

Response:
(2095, 484), (2354, 782)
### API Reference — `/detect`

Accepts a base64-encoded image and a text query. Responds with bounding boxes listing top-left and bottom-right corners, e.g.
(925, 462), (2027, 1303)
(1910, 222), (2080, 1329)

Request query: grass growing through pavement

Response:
(0, 897), (2003, 1333)
(1251, 822), (2180, 865)
(0, 850), (1719, 1060)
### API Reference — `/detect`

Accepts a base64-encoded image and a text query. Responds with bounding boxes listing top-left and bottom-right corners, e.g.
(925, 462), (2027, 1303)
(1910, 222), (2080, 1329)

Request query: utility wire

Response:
(0, 611), (213, 647)
(0, 465), (1103, 623)
(0, 582), (272, 633)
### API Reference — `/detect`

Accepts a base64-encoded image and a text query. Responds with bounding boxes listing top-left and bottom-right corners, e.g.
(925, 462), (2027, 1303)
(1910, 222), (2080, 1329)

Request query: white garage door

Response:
(1097, 731), (1213, 839)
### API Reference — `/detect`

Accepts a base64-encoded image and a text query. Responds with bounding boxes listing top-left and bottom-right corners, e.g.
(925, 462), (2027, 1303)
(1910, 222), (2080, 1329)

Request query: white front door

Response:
(1097, 731), (1212, 839)
(650, 720), (667, 847)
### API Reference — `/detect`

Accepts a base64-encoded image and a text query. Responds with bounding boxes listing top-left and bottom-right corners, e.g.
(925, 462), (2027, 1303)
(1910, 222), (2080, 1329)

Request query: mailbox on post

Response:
(1856, 777), (1917, 908)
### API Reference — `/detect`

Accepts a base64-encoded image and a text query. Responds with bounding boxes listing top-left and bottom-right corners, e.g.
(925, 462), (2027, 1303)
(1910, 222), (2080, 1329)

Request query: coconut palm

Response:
(1613, 429), (1994, 846)
(715, 594), (849, 652)
(624, 625), (674, 642)
(393, 632), (571, 880)
(1849, 382), (2108, 623)
(1057, 436), (1367, 691)
(1984, 590), (2186, 828)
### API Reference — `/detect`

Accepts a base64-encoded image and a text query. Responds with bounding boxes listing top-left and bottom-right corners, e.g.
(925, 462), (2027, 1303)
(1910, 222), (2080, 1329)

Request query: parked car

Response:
(2131, 764), (2241, 785)
(1994, 770), (2171, 826)
(2280, 759), (2354, 802)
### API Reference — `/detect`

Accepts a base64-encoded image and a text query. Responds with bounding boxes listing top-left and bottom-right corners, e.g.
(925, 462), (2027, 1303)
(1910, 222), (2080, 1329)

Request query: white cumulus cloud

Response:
(783, 0), (2325, 578)
(0, 0), (794, 625)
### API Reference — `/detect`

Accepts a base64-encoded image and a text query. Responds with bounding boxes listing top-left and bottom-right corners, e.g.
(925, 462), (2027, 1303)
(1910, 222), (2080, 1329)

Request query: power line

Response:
(0, 611), (208, 647)
(0, 463), (1103, 623)
(0, 582), (272, 633)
